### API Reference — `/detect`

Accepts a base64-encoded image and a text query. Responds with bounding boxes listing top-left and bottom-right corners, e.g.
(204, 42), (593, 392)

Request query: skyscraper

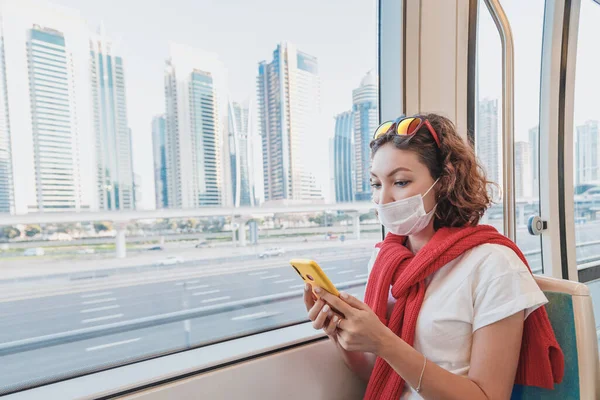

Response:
(353, 71), (378, 202)
(334, 111), (354, 203)
(529, 126), (539, 198)
(257, 42), (322, 203)
(515, 141), (531, 199)
(152, 114), (168, 209)
(0, 28), (13, 214)
(476, 98), (500, 186)
(27, 26), (81, 211)
(575, 120), (599, 185)
(164, 44), (224, 208)
(1, 2), (95, 214)
(228, 100), (255, 207)
(90, 34), (135, 210)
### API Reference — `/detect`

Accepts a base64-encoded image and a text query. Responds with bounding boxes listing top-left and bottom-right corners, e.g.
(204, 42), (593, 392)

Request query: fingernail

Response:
(304, 283), (310, 291)
(340, 291), (349, 299)
(314, 287), (322, 294)
(333, 315), (339, 323)
(322, 304), (330, 313)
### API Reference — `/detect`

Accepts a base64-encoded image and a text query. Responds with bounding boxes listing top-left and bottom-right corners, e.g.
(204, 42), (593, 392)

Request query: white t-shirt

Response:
(365, 243), (548, 400)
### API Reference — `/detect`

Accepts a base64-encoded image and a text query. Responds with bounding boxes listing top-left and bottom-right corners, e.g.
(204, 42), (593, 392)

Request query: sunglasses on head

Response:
(372, 116), (441, 148)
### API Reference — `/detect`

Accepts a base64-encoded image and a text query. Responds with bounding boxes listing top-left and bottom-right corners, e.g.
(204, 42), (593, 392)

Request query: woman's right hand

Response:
(304, 283), (375, 383)
(303, 283), (342, 339)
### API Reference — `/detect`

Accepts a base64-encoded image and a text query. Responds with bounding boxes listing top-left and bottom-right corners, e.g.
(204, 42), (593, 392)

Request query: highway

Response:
(0, 251), (371, 394)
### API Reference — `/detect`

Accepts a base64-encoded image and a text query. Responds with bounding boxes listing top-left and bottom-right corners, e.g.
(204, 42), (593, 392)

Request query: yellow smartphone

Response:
(289, 258), (340, 297)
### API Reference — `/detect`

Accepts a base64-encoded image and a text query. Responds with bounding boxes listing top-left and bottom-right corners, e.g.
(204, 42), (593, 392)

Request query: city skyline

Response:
(0, 0), (598, 214)
(0, 0), (377, 214)
(33, 0), (378, 210)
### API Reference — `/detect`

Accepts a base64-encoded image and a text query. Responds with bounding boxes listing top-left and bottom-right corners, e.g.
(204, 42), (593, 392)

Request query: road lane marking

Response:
(80, 305), (120, 313)
(260, 275), (281, 280)
(201, 296), (231, 303)
(192, 289), (220, 296)
(86, 337), (141, 352)
(322, 267), (338, 271)
(337, 270), (354, 274)
(80, 292), (112, 298)
(81, 313), (124, 324)
(248, 271), (270, 276)
(231, 311), (282, 321)
(355, 273), (368, 278)
(176, 280), (201, 286)
(81, 298), (116, 305)
(273, 278), (295, 284)
(289, 284), (306, 289)
(187, 284), (210, 290)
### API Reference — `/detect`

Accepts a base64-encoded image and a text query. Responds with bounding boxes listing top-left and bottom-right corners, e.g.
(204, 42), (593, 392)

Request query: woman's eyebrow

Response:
(371, 167), (412, 178)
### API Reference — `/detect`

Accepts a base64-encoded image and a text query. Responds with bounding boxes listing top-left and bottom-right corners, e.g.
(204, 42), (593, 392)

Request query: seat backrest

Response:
(511, 276), (600, 400)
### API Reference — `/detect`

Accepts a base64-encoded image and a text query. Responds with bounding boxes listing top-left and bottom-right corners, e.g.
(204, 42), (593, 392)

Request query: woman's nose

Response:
(380, 186), (395, 205)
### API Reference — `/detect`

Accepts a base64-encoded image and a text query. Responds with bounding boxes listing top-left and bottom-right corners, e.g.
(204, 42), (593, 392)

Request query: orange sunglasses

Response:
(373, 116), (441, 148)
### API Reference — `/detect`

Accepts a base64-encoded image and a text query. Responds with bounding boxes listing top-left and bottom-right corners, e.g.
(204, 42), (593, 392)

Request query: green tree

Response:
(94, 221), (113, 233)
(25, 224), (41, 237)
(0, 226), (20, 239)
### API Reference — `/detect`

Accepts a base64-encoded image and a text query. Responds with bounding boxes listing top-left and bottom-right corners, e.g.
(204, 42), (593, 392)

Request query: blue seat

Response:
(511, 276), (600, 400)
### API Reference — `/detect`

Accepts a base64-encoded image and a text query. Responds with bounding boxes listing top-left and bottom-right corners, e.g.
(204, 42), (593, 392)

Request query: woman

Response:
(304, 114), (563, 400)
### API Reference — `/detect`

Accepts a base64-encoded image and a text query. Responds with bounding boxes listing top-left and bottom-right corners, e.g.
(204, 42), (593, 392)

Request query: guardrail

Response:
(0, 279), (368, 357)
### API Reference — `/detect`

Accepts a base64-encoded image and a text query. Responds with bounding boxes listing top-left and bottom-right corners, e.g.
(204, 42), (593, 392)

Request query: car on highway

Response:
(154, 256), (185, 266)
(258, 247), (285, 258)
(23, 248), (45, 256)
(195, 239), (209, 248)
(148, 245), (164, 251)
(76, 248), (95, 254)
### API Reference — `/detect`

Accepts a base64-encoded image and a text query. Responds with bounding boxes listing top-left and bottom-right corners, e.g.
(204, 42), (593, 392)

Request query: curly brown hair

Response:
(370, 113), (494, 229)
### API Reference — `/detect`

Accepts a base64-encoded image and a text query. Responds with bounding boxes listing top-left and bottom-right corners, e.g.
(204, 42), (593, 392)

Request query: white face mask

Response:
(374, 178), (439, 236)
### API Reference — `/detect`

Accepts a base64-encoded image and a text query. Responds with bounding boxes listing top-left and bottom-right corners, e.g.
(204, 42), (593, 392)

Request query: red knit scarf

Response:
(363, 225), (564, 400)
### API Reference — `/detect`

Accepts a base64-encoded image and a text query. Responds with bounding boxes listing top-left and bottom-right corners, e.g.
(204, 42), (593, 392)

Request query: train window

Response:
(0, 0), (378, 394)
(572, 0), (600, 309)
(475, 0), (546, 273)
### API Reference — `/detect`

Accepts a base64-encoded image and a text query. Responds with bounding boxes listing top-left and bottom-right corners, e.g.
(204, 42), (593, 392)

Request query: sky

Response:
(2, 0), (598, 210)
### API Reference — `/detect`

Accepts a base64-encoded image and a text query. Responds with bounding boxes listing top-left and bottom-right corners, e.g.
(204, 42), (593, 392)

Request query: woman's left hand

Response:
(316, 287), (393, 355)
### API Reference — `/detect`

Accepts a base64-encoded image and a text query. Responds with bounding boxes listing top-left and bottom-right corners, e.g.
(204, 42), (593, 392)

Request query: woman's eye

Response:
(394, 181), (409, 187)
(370, 182), (381, 189)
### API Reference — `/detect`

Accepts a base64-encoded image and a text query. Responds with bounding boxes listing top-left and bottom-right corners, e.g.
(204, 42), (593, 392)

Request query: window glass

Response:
(475, 0), (545, 273)
(0, 0), (378, 393)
